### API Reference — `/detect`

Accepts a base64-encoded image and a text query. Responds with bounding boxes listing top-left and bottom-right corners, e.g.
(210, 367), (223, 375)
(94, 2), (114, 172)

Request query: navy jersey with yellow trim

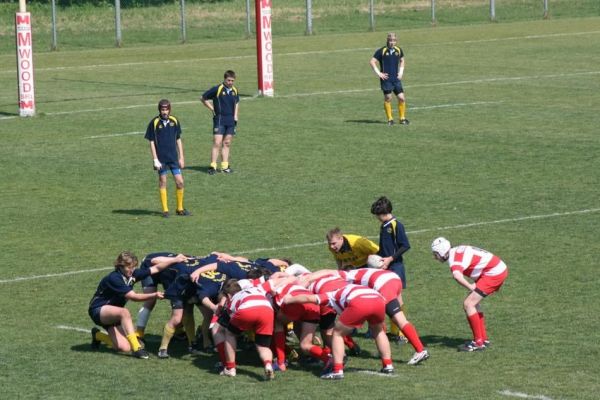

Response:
(144, 115), (181, 163)
(378, 217), (410, 263)
(373, 46), (404, 82)
(202, 84), (239, 119)
(253, 258), (287, 273)
(88, 269), (150, 310)
(216, 261), (256, 279)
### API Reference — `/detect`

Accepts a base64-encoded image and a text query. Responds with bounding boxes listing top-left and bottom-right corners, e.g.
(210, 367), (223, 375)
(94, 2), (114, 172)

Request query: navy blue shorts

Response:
(88, 306), (117, 329)
(381, 79), (404, 95)
(213, 118), (236, 136)
(388, 262), (407, 289)
(158, 161), (182, 176)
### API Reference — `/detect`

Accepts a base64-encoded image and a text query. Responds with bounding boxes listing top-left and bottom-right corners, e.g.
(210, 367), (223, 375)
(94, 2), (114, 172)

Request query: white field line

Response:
(1, 69), (598, 122)
(56, 325), (90, 333)
(2, 30), (599, 75)
(356, 370), (398, 377)
(2, 208), (598, 285)
(83, 100), (503, 139)
(499, 389), (556, 400)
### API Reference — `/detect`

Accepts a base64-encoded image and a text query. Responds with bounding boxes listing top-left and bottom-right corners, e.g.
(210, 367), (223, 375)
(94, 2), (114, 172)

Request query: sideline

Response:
(499, 389), (556, 400)
(1, 207), (598, 284)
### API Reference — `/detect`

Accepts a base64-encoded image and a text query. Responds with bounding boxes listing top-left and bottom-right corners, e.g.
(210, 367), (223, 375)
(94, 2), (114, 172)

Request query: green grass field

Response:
(1, 7), (600, 400)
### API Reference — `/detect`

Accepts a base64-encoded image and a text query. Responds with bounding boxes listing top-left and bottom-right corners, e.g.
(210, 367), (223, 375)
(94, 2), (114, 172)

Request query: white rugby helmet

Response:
(431, 237), (451, 257)
(286, 263), (311, 276)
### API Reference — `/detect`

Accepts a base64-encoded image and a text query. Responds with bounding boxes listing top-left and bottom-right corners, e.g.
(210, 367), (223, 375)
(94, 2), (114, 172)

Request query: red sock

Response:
(333, 363), (344, 373)
(478, 312), (488, 341)
(308, 345), (331, 363)
(381, 358), (393, 368)
(467, 313), (484, 345)
(263, 359), (272, 367)
(343, 335), (356, 349)
(273, 331), (287, 365)
(401, 322), (424, 352)
(216, 342), (226, 364)
(225, 361), (236, 369)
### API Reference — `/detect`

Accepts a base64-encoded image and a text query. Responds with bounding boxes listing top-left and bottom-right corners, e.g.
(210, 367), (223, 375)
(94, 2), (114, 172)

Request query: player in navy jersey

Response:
(88, 251), (169, 359)
(371, 196), (411, 342)
(201, 70), (240, 174)
(145, 99), (191, 217)
(370, 33), (409, 126)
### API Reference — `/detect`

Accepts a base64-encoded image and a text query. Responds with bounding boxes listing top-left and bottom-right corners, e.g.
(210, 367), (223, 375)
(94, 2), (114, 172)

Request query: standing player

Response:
(431, 237), (509, 352)
(326, 227), (379, 270)
(145, 99), (191, 218)
(371, 196), (411, 341)
(370, 32), (409, 126)
(201, 70), (240, 175)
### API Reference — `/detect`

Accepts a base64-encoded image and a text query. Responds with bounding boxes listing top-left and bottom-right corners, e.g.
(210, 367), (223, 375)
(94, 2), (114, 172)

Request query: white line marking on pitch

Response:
(356, 370), (398, 377)
(83, 101), (503, 139)
(56, 325), (91, 333)
(1, 30), (599, 75)
(499, 389), (556, 400)
(0, 70), (598, 122)
(1, 208), (597, 285)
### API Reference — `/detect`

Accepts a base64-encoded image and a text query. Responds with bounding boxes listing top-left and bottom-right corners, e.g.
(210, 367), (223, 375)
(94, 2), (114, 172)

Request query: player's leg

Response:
(460, 290), (485, 351)
(369, 322), (394, 372)
(220, 133), (234, 172)
(135, 285), (157, 339)
(321, 322), (351, 379)
(172, 170), (189, 215)
(209, 133), (223, 174)
(100, 305), (146, 357)
(158, 170), (169, 216)
(222, 329), (238, 376)
(198, 304), (214, 350)
(299, 322), (331, 364)
(272, 313), (288, 371)
(383, 91), (394, 125)
(158, 305), (184, 358)
(255, 336), (275, 380)
(396, 83), (409, 124)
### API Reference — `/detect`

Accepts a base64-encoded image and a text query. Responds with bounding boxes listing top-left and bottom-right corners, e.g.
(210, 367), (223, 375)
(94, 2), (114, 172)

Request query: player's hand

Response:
(397, 73), (403, 80)
(175, 254), (188, 263)
(381, 257), (393, 270)
(156, 291), (165, 300)
(178, 157), (185, 169)
(190, 270), (200, 283)
(153, 159), (162, 170)
(380, 72), (389, 80)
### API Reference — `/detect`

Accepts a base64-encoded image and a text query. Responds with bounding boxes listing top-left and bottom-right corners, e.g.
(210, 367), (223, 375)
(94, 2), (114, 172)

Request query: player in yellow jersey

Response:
(326, 228), (379, 270)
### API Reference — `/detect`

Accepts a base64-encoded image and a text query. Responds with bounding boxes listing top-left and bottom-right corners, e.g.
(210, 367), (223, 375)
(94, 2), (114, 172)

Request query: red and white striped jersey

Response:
(339, 268), (401, 292)
(228, 286), (273, 315)
(271, 283), (313, 307)
(308, 274), (348, 294)
(318, 284), (383, 315)
(448, 245), (507, 280)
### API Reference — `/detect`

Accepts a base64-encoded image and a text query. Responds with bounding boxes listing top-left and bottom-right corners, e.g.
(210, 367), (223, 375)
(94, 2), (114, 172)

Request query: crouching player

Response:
(283, 284), (393, 379)
(216, 279), (276, 380)
(89, 251), (166, 359)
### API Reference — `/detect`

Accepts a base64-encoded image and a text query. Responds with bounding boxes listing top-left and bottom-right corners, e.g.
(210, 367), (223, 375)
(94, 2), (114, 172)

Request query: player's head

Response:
(114, 251), (139, 277)
(370, 196), (393, 221)
(431, 237), (451, 261)
(221, 278), (242, 298)
(386, 32), (397, 47)
(158, 99), (171, 119)
(223, 70), (236, 88)
(326, 227), (344, 253)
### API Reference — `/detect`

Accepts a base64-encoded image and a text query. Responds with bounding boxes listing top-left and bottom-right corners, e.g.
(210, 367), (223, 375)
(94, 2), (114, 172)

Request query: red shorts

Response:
(280, 302), (321, 322)
(230, 306), (274, 336)
(338, 296), (385, 328)
(377, 279), (402, 303)
(476, 269), (508, 296)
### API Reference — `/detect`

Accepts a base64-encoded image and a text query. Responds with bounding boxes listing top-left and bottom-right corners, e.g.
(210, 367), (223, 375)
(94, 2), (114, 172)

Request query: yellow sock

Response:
(399, 102), (406, 120)
(159, 188), (168, 212)
(210, 162), (217, 169)
(95, 330), (113, 348)
(390, 320), (401, 337)
(135, 328), (145, 339)
(126, 332), (142, 352)
(221, 161), (229, 170)
(182, 312), (196, 346)
(176, 188), (184, 212)
(384, 102), (393, 121)
(160, 324), (176, 351)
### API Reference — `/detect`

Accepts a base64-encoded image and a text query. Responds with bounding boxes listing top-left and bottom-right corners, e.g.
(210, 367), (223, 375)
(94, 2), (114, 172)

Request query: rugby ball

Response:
(367, 254), (384, 269)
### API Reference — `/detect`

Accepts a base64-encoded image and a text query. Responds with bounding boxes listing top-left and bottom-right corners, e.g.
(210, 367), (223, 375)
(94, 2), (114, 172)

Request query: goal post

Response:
(255, 0), (274, 97)
(16, 0), (36, 116)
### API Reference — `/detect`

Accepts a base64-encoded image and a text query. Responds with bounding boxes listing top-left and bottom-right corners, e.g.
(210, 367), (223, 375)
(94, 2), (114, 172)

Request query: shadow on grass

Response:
(0, 111), (18, 117)
(420, 334), (466, 349)
(185, 165), (212, 174)
(191, 346), (266, 381)
(345, 119), (384, 124)
(112, 209), (163, 217)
